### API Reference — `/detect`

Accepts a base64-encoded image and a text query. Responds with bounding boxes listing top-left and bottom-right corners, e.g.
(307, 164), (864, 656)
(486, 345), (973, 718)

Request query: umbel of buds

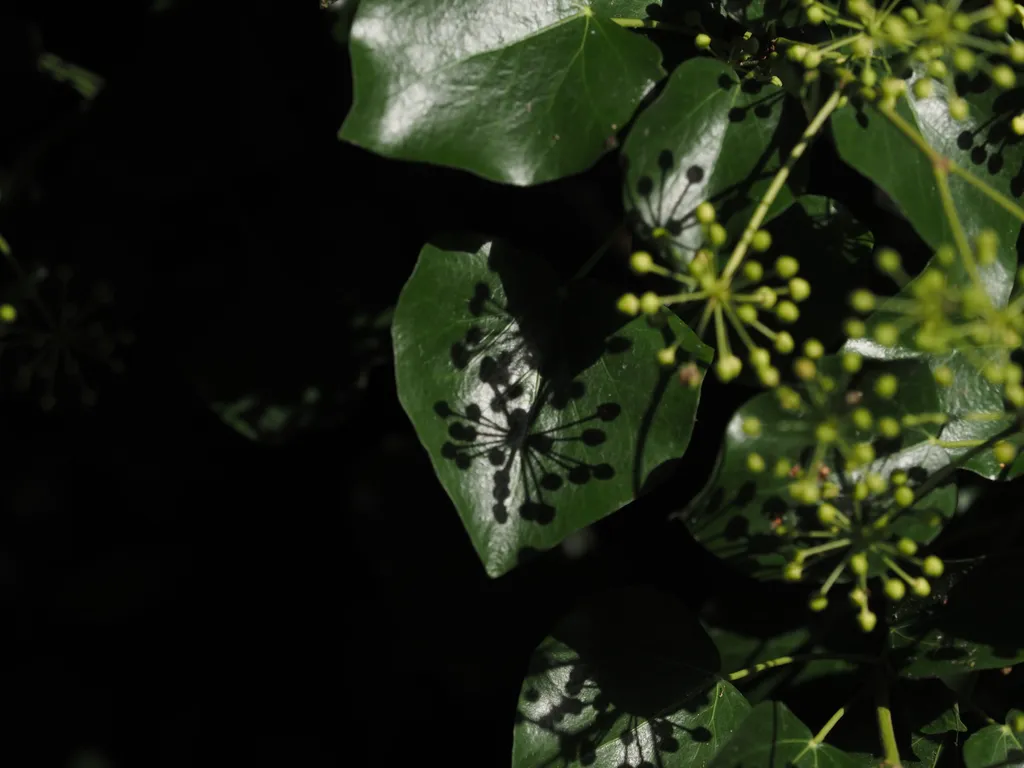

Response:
(618, 201), (810, 387)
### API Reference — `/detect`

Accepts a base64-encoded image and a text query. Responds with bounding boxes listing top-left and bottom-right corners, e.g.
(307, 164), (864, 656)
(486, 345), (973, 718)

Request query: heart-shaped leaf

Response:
(706, 700), (861, 767)
(963, 711), (1024, 768)
(393, 237), (712, 577)
(678, 356), (957, 580)
(832, 71), (1022, 305)
(622, 57), (792, 266)
(513, 588), (750, 768)
(888, 554), (1024, 677)
(340, 0), (664, 185)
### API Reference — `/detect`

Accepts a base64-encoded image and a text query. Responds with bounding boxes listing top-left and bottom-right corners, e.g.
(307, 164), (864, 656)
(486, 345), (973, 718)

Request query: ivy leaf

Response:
(888, 554), (1024, 677)
(513, 588), (750, 768)
(832, 71), (1021, 305)
(340, 0), (664, 186)
(706, 700), (860, 767)
(963, 711), (1024, 768)
(621, 57), (792, 267)
(677, 357), (956, 580)
(393, 238), (712, 577)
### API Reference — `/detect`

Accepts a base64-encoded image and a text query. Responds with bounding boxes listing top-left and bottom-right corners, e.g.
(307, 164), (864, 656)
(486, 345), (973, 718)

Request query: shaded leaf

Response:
(513, 588), (750, 768)
(963, 711), (1024, 768)
(340, 0), (664, 185)
(393, 238), (712, 577)
(622, 57), (791, 267)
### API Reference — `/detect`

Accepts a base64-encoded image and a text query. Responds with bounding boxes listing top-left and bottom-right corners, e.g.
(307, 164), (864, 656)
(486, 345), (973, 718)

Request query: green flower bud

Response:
(852, 407), (873, 430)
(949, 96), (969, 121)
(617, 293), (641, 316)
(759, 366), (781, 388)
(775, 331), (795, 354)
(0, 303), (16, 323)
(630, 251), (654, 274)
(912, 78), (934, 100)
(657, 346), (677, 366)
(794, 357), (816, 381)
(1012, 115), (1024, 136)
(897, 537), (917, 556)
(777, 386), (802, 410)
(933, 366), (953, 387)
(784, 561), (803, 581)
(776, 256), (800, 278)
(809, 592), (828, 611)
(709, 222), (728, 247)
(862, 67), (878, 87)
(853, 442), (876, 465)
(1011, 41), (1024, 64)
(858, 609), (878, 632)
(774, 458), (792, 477)
(749, 347), (771, 369)
(927, 60), (947, 79)
(751, 230), (772, 252)
(776, 301), (799, 323)
(696, 33), (713, 50)
(935, 244), (955, 265)
(852, 36), (874, 58)
(912, 577), (930, 596)
(881, 77), (905, 99)
(639, 292), (662, 315)
(878, 416), (901, 438)
(737, 304), (758, 324)
(885, 578), (906, 601)
(874, 323), (899, 346)
(742, 417), (763, 437)
(854, 480), (869, 500)
(922, 555), (944, 578)
(987, 13), (1007, 32)
(787, 44), (808, 62)
(976, 229), (999, 265)
(696, 202), (716, 224)
(803, 50), (822, 69)
(894, 486), (915, 508)
(952, 48), (975, 72)
(842, 351), (863, 374)
(891, 470), (908, 486)
(875, 248), (901, 274)
(993, 65), (1016, 90)
(850, 289), (875, 313)
(849, 587), (867, 606)
(995, 0), (1013, 17)
(817, 503), (838, 525)
(804, 338), (825, 359)
(789, 277), (811, 302)
(816, 422), (839, 443)
(757, 287), (778, 309)
(845, 318), (866, 338)
(807, 5), (827, 24)
(850, 551), (868, 575)
(900, 6), (919, 21)
(1011, 712), (1024, 732)
(874, 374), (899, 399)
(717, 355), (743, 382)
(993, 440), (1018, 465)
(743, 260), (764, 281)
(747, 452), (766, 473)
(866, 472), (887, 494)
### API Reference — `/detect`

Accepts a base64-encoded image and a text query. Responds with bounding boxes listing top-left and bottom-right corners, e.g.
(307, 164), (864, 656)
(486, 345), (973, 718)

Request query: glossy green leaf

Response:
(340, 0), (664, 185)
(706, 701), (860, 767)
(513, 588), (750, 768)
(888, 555), (1024, 677)
(622, 57), (792, 266)
(832, 71), (1021, 305)
(963, 711), (1024, 768)
(393, 238), (712, 577)
(678, 357), (956, 579)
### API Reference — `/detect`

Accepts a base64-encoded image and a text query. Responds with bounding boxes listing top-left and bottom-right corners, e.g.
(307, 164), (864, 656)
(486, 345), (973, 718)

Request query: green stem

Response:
(934, 165), (981, 285)
(727, 652), (879, 681)
(813, 706), (848, 744)
(913, 422), (1020, 500)
(949, 163), (1024, 224)
(876, 677), (902, 768)
(721, 88), (844, 282)
(611, 17), (689, 32)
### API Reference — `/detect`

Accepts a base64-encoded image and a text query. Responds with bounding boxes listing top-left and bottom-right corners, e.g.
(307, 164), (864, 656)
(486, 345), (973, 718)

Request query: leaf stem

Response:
(611, 17), (689, 32)
(721, 88), (844, 282)
(813, 706), (847, 744)
(876, 676), (902, 768)
(726, 652), (879, 681)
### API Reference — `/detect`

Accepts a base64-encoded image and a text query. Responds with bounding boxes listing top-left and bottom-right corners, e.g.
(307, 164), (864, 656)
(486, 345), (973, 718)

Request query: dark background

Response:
(2, 2), (1021, 767)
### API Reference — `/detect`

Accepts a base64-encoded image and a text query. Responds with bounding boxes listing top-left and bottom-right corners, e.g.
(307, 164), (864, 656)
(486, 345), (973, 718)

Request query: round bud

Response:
(784, 561), (803, 581)
(696, 202), (716, 224)
(737, 304), (758, 324)
(849, 587), (867, 606)
(993, 65), (1016, 89)
(994, 440), (1018, 465)
(794, 357), (816, 381)
(976, 229), (999, 265)
(853, 442), (876, 465)
(787, 44), (808, 62)
(851, 36), (874, 58)
(743, 261), (764, 282)
(900, 6), (919, 21)
(852, 407), (873, 430)
(897, 538), (918, 556)
(1012, 41), (1024, 64)
(777, 386), (802, 411)
(747, 452), (766, 473)
(845, 318), (866, 338)
(952, 48), (975, 72)
(885, 579), (906, 601)
(776, 256), (799, 278)
(858, 610), (878, 632)
(912, 577), (930, 596)
(1013, 115), (1024, 137)
(894, 486), (915, 508)
(742, 417), (762, 437)
(631, 251), (654, 274)
(927, 60), (948, 79)
(850, 289), (875, 313)
(874, 374), (899, 399)
(933, 366), (953, 387)
(717, 355), (743, 382)
(922, 555), (944, 578)
(657, 346), (677, 366)
(1012, 712), (1024, 732)
(804, 338), (825, 359)
(874, 323), (899, 347)
(807, 5), (827, 23)
(617, 293), (641, 316)
(775, 332), (795, 354)
(752, 230), (772, 252)
(854, 481), (869, 500)
(912, 78), (934, 100)
(850, 552), (869, 575)
(816, 422), (839, 443)
(809, 593), (829, 611)
(757, 287), (778, 309)
(709, 222), (728, 247)
(803, 50), (822, 69)
(774, 458), (792, 477)
(891, 470), (908, 486)
(949, 97), (969, 121)
(789, 278), (811, 302)
(862, 67), (878, 88)
(881, 77), (905, 99)
(866, 473), (887, 494)
(639, 292), (662, 315)
(748, 347), (771, 370)
(876, 248), (902, 274)
(842, 351), (863, 374)
(695, 33), (712, 50)
(776, 301), (799, 323)
(759, 366), (781, 388)
(987, 13), (1008, 32)
(817, 503), (838, 525)
(0, 303), (16, 323)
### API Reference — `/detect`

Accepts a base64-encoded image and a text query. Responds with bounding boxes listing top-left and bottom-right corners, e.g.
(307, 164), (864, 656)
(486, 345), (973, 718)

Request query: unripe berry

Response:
(747, 452), (766, 473)
(759, 366), (781, 388)
(774, 458), (792, 477)
(809, 593), (829, 611)
(850, 289), (875, 313)
(1011, 712), (1024, 732)
(751, 230), (772, 252)
(789, 277), (811, 302)
(816, 422), (839, 443)
(742, 417), (762, 437)
(776, 386), (802, 410)
(775, 256), (799, 278)
(737, 304), (758, 324)
(709, 222), (728, 247)
(853, 442), (875, 465)
(948, 97), (969, 121)
(803, 50), (822, 69)
(874, 323), (899, 346)
(757, 287), (778, 309)
(1012, 41), (1024, 64)
(807, 5), (827, 23)
(933, 365), (953, 387)
(696, 202), (716, 224)
(976, 229), (999, 265)
(845, 319), (866, 338)
(777, 301), (799, 323)
(787, 44), (808, 62)
(852, 407), (872, 430)
(862, 67), (878, 87)
(850, 552), (868, 575)
(858, 610), (878, 632)
(639, 292), (662, 315)
(804, 338), (825, 359)
(952, 48), (975, 72)
(874, 374), (899, 399)
(885, 579), (906, 601)
(993, 65), (1016, 90)
(631, 251), (654, 274)
(743, 260), (764, 281)
(987, 13), (1007, 32)
(878, 416), (900, 438)
(854, 481), (869, 500)
(866, 473), (887, 494)
(842, 351), (863, 373)
(657, 346), (677, 366)
(894, 486), (915, 508)
(749, 347), (771, 369)
(717, 355), (743, 382)
(897, 538), (917, 556)
(1012, 115), (1024, 136)
(817, 503), (838, 524)
(695, 33), (712, 50)
(912, 577), (930, 596)
(912, 78), (934, 100)
(994, 440), (1018, 465)
(881, 77), (905, 99)
(784, 561), (803, 581)
(852, 36), (874, 58)
(882, 16), (909, 42)
(617, 293), (641, 316)
(794, 357), (816, 381)
(849, 587), (867, 606)
(922, 555), (944, 578)
(775, 331), (795, 354)
(892, 470), (907, 486)
(927, 60), (947, 79)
